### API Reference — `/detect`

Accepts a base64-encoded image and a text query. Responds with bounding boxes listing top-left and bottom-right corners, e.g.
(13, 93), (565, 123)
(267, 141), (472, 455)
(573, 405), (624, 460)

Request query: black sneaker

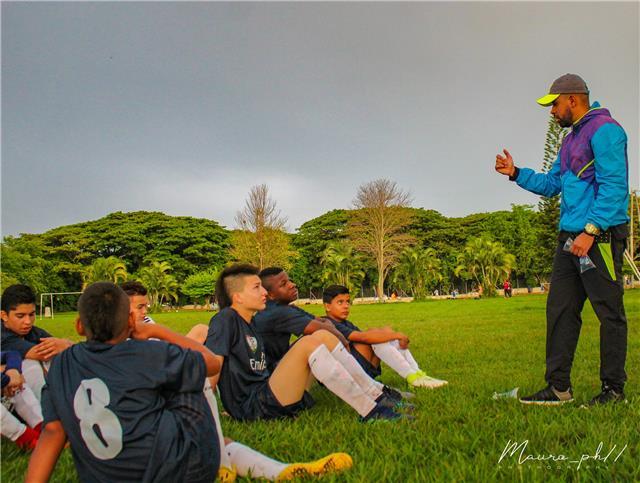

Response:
(375, 395), (416, 412)
(359, 404), (403, 423)
(519, 385), (574, 406)
(587, 385), (626, 406)
(382, 385), (417, 402)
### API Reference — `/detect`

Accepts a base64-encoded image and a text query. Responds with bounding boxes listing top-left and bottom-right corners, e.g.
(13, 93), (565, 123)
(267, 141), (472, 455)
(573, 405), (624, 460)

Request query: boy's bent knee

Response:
(309, 329), (339, 347)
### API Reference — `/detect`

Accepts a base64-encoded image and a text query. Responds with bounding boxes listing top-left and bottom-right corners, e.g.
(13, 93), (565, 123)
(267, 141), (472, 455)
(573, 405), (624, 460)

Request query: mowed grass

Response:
(2, 290), (639, 482)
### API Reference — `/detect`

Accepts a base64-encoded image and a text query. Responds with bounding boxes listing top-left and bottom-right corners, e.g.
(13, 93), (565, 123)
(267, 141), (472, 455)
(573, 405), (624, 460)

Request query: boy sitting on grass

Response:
(206, 264), (407, 424)
(1, 285), (73, 363)
(1, 285), (72, 401)
(323, 285), (448, 389)
(122, 280), (352, 482)
(26, 282), (221, 483)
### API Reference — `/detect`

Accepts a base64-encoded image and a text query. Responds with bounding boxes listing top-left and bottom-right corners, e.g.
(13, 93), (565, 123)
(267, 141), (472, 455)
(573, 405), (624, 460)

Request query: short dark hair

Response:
(120, 281), (147, 297)
(258, 267), (284, 291)
(78, 282), (130, 342)
(323, 285), (350, 304)
(216, 264), (260, 309)
(1, 284), (36, 313)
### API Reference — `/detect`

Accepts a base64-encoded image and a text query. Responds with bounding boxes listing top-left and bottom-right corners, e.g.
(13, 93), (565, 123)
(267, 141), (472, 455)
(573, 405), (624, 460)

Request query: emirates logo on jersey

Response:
(245, 335), (258, 352)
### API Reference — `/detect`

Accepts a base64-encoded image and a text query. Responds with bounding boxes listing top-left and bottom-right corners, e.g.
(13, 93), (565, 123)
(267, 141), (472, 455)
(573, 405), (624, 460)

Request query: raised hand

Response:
(495, 149), (516, 177)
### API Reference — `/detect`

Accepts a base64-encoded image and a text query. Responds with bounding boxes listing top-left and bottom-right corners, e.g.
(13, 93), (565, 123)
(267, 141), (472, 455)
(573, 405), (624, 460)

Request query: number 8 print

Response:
(73, 378), (123, 460)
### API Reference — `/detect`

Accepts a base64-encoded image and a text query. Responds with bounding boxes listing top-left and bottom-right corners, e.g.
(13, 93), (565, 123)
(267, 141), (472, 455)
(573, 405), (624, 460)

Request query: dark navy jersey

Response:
(325, 316), (362, 340)
(42, 339), (217, 483)
(205, 308), (271, 420)
(1, 323), (52, 358)
(253, 300), (313, 371)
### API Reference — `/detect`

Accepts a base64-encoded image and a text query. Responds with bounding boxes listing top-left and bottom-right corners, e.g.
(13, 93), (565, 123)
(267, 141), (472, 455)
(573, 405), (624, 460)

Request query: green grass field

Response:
(2, 291), (639, 482)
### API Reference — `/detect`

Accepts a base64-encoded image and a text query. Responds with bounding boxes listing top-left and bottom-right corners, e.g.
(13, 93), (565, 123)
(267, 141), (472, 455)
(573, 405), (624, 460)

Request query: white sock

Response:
(11, 386), (43, 428)
(226, 441), (286, 480)
(399, 348), (421, 373)
(308, 344), (377, 417)
(372, 341), (416, 378)
(330, 343), (383, 400)
(386, 339), (422, 373)
(22, 360), (46, 402)
(1, 405), (27, 441)
(202, 379), (232, 470)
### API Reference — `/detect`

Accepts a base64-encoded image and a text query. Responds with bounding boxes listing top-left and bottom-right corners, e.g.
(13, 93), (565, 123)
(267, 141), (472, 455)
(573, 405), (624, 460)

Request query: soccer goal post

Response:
(39, 292), (83, 319)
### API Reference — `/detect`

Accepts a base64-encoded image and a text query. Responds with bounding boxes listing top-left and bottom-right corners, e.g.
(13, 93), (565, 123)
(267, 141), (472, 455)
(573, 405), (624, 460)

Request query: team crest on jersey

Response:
(245, 335), (258, 352)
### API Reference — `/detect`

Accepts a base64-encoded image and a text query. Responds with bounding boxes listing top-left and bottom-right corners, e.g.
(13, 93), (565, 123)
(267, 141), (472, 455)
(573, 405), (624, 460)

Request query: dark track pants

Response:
(545, 232), (628, 392)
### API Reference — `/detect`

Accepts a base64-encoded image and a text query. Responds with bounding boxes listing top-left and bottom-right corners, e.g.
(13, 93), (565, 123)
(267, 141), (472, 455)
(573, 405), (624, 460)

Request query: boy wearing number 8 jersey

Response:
(26, 282), (222, 483)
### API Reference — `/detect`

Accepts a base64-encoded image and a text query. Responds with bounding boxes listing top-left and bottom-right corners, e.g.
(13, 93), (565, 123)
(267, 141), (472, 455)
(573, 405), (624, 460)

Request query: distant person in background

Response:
(503, 280), (512, 298)
(495, 73), (629, 406)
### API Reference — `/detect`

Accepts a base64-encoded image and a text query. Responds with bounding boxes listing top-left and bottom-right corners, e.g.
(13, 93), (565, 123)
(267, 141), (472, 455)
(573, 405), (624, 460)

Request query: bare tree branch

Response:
(348, 179), (415, 299)
(231, 184), (294, 269)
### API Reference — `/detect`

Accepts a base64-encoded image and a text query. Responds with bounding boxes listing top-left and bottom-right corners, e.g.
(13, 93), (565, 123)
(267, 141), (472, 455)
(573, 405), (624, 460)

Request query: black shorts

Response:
(351, 344), (382, 379)
(244, 382), (315, 421)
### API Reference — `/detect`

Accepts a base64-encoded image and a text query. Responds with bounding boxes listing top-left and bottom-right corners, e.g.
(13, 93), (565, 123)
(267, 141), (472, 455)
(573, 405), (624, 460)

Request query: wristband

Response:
(508, 167), (520, 181)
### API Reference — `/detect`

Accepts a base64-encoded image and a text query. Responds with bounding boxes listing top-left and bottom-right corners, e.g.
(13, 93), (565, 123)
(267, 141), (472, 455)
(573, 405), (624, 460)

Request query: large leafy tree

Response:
(455, 237), (516, 296)
(348, 179), (415, 299)
(42, 211), (230, 283)
(320, 241), (365, 295)
(392, 246), (442, 299)
(137, 261), (179, 310)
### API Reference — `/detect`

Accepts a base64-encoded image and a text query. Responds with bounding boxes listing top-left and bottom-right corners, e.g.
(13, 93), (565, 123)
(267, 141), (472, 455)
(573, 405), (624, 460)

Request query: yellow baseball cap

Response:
(536, 74), (589, 106)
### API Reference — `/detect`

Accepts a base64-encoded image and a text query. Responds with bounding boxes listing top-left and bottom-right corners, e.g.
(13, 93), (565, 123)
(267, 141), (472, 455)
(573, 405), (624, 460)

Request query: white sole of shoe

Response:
(519, 398), (574, 406)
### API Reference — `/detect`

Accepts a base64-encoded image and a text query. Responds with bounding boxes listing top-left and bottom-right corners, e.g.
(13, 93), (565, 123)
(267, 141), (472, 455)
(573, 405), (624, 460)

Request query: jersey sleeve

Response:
(205, 314), (234, 357)
(41, 383), (61, 425)
(332, 321), (356, 339)
(161, 344), (207, 393)
(274, 307), (314, 336)
(1, 333), (38, 358)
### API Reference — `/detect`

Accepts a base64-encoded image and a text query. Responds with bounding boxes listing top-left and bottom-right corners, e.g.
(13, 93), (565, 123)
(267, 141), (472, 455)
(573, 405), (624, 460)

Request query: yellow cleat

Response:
(217, 465), (237, 482)
(276, 452), (353, 481)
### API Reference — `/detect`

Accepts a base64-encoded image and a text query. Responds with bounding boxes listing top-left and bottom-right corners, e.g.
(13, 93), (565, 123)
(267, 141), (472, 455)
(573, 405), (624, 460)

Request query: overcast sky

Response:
(2, 1), (638, 236)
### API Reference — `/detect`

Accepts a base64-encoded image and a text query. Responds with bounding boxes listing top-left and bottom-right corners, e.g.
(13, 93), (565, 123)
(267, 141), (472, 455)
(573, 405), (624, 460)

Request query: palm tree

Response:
(320, 241), (366, 295)
(454, 237), (516, 297)
(392, 246), (443, 299)
(81, 257), (128, 289)
(137, 261), (179, 310)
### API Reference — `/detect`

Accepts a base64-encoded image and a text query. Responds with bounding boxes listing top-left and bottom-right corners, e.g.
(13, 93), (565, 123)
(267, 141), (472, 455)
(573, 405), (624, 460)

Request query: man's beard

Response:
(556, 116), (572, 128)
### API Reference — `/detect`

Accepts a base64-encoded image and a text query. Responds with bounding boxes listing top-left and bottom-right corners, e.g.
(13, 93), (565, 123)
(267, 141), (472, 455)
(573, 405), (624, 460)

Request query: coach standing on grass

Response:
(494, 73), (630, 406)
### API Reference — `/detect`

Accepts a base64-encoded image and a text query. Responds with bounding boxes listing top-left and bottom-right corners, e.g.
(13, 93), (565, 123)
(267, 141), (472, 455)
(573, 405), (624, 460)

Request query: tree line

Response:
(3, 119), (638, 307)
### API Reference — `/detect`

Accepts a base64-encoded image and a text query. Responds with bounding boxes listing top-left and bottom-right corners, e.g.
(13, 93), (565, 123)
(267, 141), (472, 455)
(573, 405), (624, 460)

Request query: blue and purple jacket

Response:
(515, 103), (629, 232)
